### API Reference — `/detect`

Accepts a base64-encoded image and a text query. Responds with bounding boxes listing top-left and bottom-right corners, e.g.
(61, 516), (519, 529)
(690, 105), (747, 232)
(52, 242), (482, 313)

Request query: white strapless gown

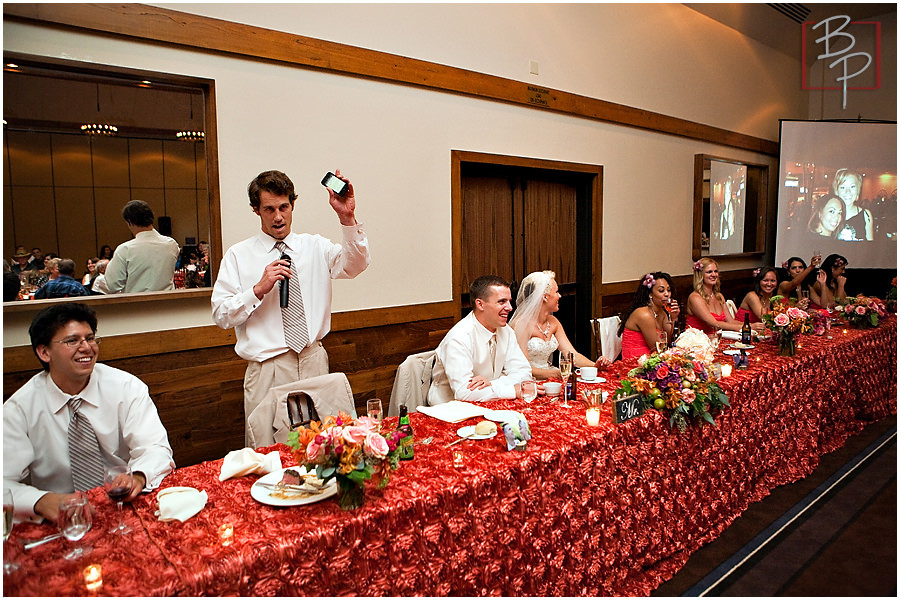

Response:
(526, 334), (559, 369)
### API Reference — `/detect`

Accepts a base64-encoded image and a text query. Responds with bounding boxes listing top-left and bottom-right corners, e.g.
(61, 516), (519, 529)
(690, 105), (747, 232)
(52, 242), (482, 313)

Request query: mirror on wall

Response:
(3, 53), (220, 303)
(693, 154), (768, 259)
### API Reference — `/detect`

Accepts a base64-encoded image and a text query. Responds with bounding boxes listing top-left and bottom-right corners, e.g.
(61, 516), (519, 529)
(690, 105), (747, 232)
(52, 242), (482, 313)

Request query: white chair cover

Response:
(388, 350), (437, 417)
(725, 299), (737, 319)
(591, 316), (622, 362)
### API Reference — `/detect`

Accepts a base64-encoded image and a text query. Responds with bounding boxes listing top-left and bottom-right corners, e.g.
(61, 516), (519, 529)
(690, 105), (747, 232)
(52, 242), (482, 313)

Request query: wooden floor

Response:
(653, 414), (897, 597)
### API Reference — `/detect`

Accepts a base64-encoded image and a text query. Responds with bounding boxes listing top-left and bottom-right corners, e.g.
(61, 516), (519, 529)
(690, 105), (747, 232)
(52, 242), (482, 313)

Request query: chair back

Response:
(591, 316), (623, 362)
(388, 350), (437, 417)
(286, 392), (320, 430)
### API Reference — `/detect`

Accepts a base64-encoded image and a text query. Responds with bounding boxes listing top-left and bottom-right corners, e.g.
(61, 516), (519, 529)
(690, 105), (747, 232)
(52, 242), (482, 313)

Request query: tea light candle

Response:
(218, 523), (234, 546)
(843, 329), (848, 335)
(586, 407), (600, 426)
(721, 363), (733, 377)
(452, 448), (465, 469)
(83, 564), (102, 592)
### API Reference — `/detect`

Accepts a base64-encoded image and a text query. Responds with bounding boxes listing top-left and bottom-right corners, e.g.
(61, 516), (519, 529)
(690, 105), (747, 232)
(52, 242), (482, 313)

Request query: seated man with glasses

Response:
(3, 303), (174, 523)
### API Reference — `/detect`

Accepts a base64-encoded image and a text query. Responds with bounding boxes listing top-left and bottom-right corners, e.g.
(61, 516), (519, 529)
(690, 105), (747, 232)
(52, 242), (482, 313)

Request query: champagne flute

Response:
(104, 465), (133, 535)
(656, 331), (668, 354)
(521, 380), (537, 404)
(707, 331), (720, 352)
(558, 355), (573, 408)
(366, 398), (384, 427)
(3, 489), (19, 574)
(58, 492), (92, 560)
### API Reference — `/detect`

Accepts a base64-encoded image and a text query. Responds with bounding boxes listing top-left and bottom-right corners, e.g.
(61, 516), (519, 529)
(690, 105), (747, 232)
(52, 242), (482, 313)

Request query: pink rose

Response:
(844, 304), (854, 313)
(814, 325), (825, 336)
(306, 439), (325, 462)
(364, 431), (389, 459)
(855, 306), (867, 315)
(774, 313), (790, 327)
(655, 365), (669, 379)
(682, 389), (696, 403)
(342, 425), (369, 445)
(786, 307), (803, 319)
(356, 416), (380, 431)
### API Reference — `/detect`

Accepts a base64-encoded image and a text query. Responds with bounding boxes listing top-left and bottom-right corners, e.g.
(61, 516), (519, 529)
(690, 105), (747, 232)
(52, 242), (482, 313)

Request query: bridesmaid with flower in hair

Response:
(686, 258), (762, 334)
(735, 266), (778, 323)
(618, 271), (680, 359)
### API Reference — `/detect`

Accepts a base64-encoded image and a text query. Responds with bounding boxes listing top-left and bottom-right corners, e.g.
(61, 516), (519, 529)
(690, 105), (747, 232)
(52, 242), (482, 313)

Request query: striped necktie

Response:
(275, 242), (310, 353)
(67, 397), (105, 491)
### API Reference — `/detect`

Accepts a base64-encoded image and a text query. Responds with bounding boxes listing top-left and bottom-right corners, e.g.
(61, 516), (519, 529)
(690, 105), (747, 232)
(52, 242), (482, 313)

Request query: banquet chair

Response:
(725, 299), (737, 319)
(246, 372), (357, 448)
(387, 350), (437, 417)
(590, 316), (622, 362)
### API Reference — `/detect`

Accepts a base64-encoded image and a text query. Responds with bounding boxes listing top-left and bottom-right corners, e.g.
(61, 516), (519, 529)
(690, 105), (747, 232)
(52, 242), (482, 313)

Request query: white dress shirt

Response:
(105, 229), (180, 293)
(3, 364), (175, 522)
(428, 311), (532, 404)
(211, 226), (370, 362)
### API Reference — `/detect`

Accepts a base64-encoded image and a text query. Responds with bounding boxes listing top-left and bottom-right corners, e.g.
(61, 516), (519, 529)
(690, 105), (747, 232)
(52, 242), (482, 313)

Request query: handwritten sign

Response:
(612, 393), (645, 424)
(526, 85), (552, 107)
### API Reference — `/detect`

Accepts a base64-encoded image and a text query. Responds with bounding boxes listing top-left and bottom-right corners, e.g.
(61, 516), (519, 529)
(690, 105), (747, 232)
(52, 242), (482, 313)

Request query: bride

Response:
(509, 270), (610, 380)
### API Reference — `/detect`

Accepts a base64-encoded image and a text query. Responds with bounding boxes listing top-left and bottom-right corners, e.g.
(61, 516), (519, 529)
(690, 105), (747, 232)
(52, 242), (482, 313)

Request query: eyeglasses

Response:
(53, 336), (101, 348)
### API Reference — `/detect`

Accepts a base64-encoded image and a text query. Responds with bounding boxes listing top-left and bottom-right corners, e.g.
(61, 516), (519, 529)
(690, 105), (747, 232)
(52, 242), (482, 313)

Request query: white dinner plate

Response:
(481, 409), (523, 424)
(730, 344), (755, 350)
(577, 377), (606, 384)
(722, 349), (741, 356)
(250, 466), (337, 507)
(457, 425), (497, 440)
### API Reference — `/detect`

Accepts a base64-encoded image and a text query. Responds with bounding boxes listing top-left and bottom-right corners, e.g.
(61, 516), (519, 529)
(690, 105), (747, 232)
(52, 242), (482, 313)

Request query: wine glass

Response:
(521, 380), (537, 404)
(104, 465), (134, 535)
(656, 331), (668, 354)
(366, 398), (384, 427)
(3, 489), (19, 574)
(707, 331), (720, 352)
(558, 354), (573, 408)
(58, 492), (92, 560)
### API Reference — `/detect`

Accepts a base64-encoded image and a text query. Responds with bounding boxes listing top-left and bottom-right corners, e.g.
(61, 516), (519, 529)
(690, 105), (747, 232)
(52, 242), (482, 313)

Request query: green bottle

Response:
(398, 404), (414, 460)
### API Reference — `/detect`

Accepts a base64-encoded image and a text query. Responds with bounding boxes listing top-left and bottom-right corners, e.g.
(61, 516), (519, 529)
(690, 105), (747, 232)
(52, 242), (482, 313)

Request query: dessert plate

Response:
(250, 467), (337, 507)
(456, 425), (497, 440)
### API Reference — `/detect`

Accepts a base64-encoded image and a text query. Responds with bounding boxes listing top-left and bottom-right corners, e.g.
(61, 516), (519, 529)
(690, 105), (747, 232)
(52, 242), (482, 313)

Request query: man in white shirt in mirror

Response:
(429, 275), (532, 404)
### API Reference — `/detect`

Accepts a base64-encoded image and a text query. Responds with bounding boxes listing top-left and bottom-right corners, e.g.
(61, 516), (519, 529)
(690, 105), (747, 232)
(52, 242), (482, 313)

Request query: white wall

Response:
(3, 4), (807, 345)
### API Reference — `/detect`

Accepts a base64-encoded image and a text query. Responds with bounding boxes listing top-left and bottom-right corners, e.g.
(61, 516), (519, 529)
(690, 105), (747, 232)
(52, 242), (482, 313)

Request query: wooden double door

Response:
(454, 152), (602, 358)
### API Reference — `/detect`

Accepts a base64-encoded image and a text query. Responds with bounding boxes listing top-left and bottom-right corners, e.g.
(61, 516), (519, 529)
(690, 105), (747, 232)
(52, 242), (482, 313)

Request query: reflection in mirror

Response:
(3, 53), (219, 303)
(693, 154), (768, 259)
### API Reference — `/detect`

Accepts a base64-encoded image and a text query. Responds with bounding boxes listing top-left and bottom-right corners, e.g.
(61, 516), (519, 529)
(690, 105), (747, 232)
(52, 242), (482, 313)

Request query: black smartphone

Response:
(321, 172), (349, 196)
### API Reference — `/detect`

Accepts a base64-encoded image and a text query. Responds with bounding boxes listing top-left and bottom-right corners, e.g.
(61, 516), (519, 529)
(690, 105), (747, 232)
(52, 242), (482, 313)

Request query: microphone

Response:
(279, 253), (291, 308)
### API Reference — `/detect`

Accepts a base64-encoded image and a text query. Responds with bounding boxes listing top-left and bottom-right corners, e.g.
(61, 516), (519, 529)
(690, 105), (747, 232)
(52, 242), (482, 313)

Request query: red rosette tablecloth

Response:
(4, 317), (894, 596)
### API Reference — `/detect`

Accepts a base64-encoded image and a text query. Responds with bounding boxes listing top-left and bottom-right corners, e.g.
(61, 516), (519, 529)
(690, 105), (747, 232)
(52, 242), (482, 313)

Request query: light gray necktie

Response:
(67, 397), (105, 491)
(275, 242), (310, 353)
(489, 335), (498, 376)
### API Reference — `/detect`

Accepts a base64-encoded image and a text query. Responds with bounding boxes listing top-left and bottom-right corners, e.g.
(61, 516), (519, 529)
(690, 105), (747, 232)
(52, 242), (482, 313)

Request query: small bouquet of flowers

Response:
(886, 278), (897, 313)
(613, 348), (729, 432)
(837, 295), (886, 328)
(761, 295), (812, 356)
(287, 413), (403, 510)
(809, 308), (831, 336)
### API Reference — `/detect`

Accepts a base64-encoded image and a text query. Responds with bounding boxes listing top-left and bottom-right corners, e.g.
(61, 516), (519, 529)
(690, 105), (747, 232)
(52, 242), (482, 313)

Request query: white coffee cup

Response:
(576, 366), (598, 381)
(543, 381), (562, 396)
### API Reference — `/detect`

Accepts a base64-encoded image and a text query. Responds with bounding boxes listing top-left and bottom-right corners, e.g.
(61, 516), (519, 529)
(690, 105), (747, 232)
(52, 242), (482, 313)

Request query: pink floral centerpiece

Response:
(837, 295), (886, 328)
(761, 296), (813, 356)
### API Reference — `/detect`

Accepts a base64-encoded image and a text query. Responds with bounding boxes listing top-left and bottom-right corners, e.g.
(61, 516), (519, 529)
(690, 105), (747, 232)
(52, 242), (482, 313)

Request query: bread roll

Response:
(475, 420), (497, 436)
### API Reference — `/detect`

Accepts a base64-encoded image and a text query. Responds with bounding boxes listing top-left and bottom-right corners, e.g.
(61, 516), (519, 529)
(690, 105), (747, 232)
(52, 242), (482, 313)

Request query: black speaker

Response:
(158, 216), (172, 237)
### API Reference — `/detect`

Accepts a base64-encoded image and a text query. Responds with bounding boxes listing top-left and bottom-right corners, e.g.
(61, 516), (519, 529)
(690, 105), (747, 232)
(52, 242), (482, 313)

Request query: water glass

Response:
(366, 398), (384, 425)
(521, 380), (537, 404)
(3, 489), (19, 574)
(58, 492), (92, 560)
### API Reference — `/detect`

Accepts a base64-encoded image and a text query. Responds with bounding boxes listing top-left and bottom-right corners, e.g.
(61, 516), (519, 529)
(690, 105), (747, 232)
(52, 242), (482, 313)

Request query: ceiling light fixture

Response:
(81, 123), (118, 135)
(176, 130), (205, 141)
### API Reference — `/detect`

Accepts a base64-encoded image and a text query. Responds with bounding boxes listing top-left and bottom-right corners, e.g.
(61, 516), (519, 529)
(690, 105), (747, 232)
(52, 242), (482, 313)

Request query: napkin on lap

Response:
(157, 487), (208, 522)
(219, 448), (283, 481)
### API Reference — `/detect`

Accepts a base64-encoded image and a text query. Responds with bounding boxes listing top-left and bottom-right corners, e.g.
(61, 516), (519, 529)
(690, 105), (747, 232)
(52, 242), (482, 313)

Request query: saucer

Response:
(577, 377), (606, 384)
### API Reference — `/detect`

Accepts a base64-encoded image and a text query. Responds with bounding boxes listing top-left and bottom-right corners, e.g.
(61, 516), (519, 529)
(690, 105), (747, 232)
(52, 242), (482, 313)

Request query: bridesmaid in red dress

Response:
(734, 266), (778, 323)
(685, 258), (761, 334)
(618, 272), (680, 360)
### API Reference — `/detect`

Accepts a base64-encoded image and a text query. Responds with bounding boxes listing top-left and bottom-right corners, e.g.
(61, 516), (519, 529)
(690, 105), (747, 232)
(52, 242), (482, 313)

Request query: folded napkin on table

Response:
(156, 487), (208, 522)
(720, 330), (742, 341)
(219, 448), (283, 481)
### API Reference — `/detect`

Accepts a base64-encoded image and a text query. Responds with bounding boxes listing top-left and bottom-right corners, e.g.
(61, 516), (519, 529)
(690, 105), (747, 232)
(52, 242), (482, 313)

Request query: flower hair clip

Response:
(693, 260), (703, 272)
(642, 273), (656, 288)
(834, 258), (846, 267)
(753, 268), (761, 277)
(781, 260), (789, 269)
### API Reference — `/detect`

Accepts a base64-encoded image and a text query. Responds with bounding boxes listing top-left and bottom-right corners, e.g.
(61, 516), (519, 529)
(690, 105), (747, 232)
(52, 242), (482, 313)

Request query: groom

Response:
(428, 275), (532, 404)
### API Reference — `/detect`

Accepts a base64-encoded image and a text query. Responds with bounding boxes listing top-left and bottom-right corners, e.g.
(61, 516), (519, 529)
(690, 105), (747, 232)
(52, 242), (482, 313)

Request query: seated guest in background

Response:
(3, 303), (174, 523)
(777, 254), (821, 309)
(686, 258), (762, 333)
(81, 256), (99, 288)
(34, 258), (87, 299)
(735, 267), (778, 323)
(509, 270), (610, 379)
(98, 244), (113, 261)
(26, 247), (43, 271)
(619, 272), (680, 360)
(429, 275), (532, 404)
(807, 196), (844, 238)
(4, 259), (21, 302)
(32, 254), (59, 289)
(813, 254), (849, 309)
(10, 246), (31, 277)
(105, 200), (180, 293)
(90, 259), (111, 295)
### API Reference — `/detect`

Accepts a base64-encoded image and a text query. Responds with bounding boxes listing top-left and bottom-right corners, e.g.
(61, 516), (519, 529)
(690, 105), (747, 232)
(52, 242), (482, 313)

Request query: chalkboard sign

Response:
(613, 393), (645, 424)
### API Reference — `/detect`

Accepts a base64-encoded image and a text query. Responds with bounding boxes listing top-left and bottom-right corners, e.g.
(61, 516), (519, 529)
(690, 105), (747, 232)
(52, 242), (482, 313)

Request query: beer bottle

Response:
(741, 311), (752, 345)
(398, 404), (414, 460)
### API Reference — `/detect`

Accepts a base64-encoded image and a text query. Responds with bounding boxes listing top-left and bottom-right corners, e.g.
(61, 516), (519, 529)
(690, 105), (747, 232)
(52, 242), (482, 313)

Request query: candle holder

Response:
(83, 564), (102, 592)
(586, 407), (601, 427)
(720, 363), (733, 377)
(218, 523), (234, 547)
(452, 449), (465, 469)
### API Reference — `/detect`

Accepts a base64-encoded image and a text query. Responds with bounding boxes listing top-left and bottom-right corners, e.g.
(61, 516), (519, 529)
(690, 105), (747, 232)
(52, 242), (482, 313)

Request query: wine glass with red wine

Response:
(104, 465), (134, 535)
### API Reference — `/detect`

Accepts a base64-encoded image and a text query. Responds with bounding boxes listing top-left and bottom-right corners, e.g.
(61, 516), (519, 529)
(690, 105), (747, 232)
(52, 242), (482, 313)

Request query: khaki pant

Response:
(243, 342), (328, 447)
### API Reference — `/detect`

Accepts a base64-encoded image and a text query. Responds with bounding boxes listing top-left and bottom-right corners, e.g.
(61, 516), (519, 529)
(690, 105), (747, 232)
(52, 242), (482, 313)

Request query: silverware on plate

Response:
(444, 434), (474, 449)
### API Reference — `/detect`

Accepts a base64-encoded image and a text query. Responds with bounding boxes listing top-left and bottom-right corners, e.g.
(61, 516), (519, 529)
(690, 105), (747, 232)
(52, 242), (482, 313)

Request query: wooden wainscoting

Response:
(3, 302), (454, 469)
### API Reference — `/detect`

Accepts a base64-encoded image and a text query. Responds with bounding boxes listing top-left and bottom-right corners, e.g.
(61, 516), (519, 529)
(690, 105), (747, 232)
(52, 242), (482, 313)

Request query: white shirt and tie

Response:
(428, 311), (532, 404)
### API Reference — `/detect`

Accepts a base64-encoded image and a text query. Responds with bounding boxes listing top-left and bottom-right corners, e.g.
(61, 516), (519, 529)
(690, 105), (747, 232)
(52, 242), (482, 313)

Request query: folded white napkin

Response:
(417, 400), (489, 423)
(218, 448), (283, 481)
(720, 330), (741, 341)
(156, 487), (208, 522)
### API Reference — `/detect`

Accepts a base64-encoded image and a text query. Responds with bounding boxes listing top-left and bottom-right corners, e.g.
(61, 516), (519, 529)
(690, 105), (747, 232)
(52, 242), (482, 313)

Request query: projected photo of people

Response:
(832, 168), (873, 241)
(709, 162), (747, 255)
(807, 195), (844, 238)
